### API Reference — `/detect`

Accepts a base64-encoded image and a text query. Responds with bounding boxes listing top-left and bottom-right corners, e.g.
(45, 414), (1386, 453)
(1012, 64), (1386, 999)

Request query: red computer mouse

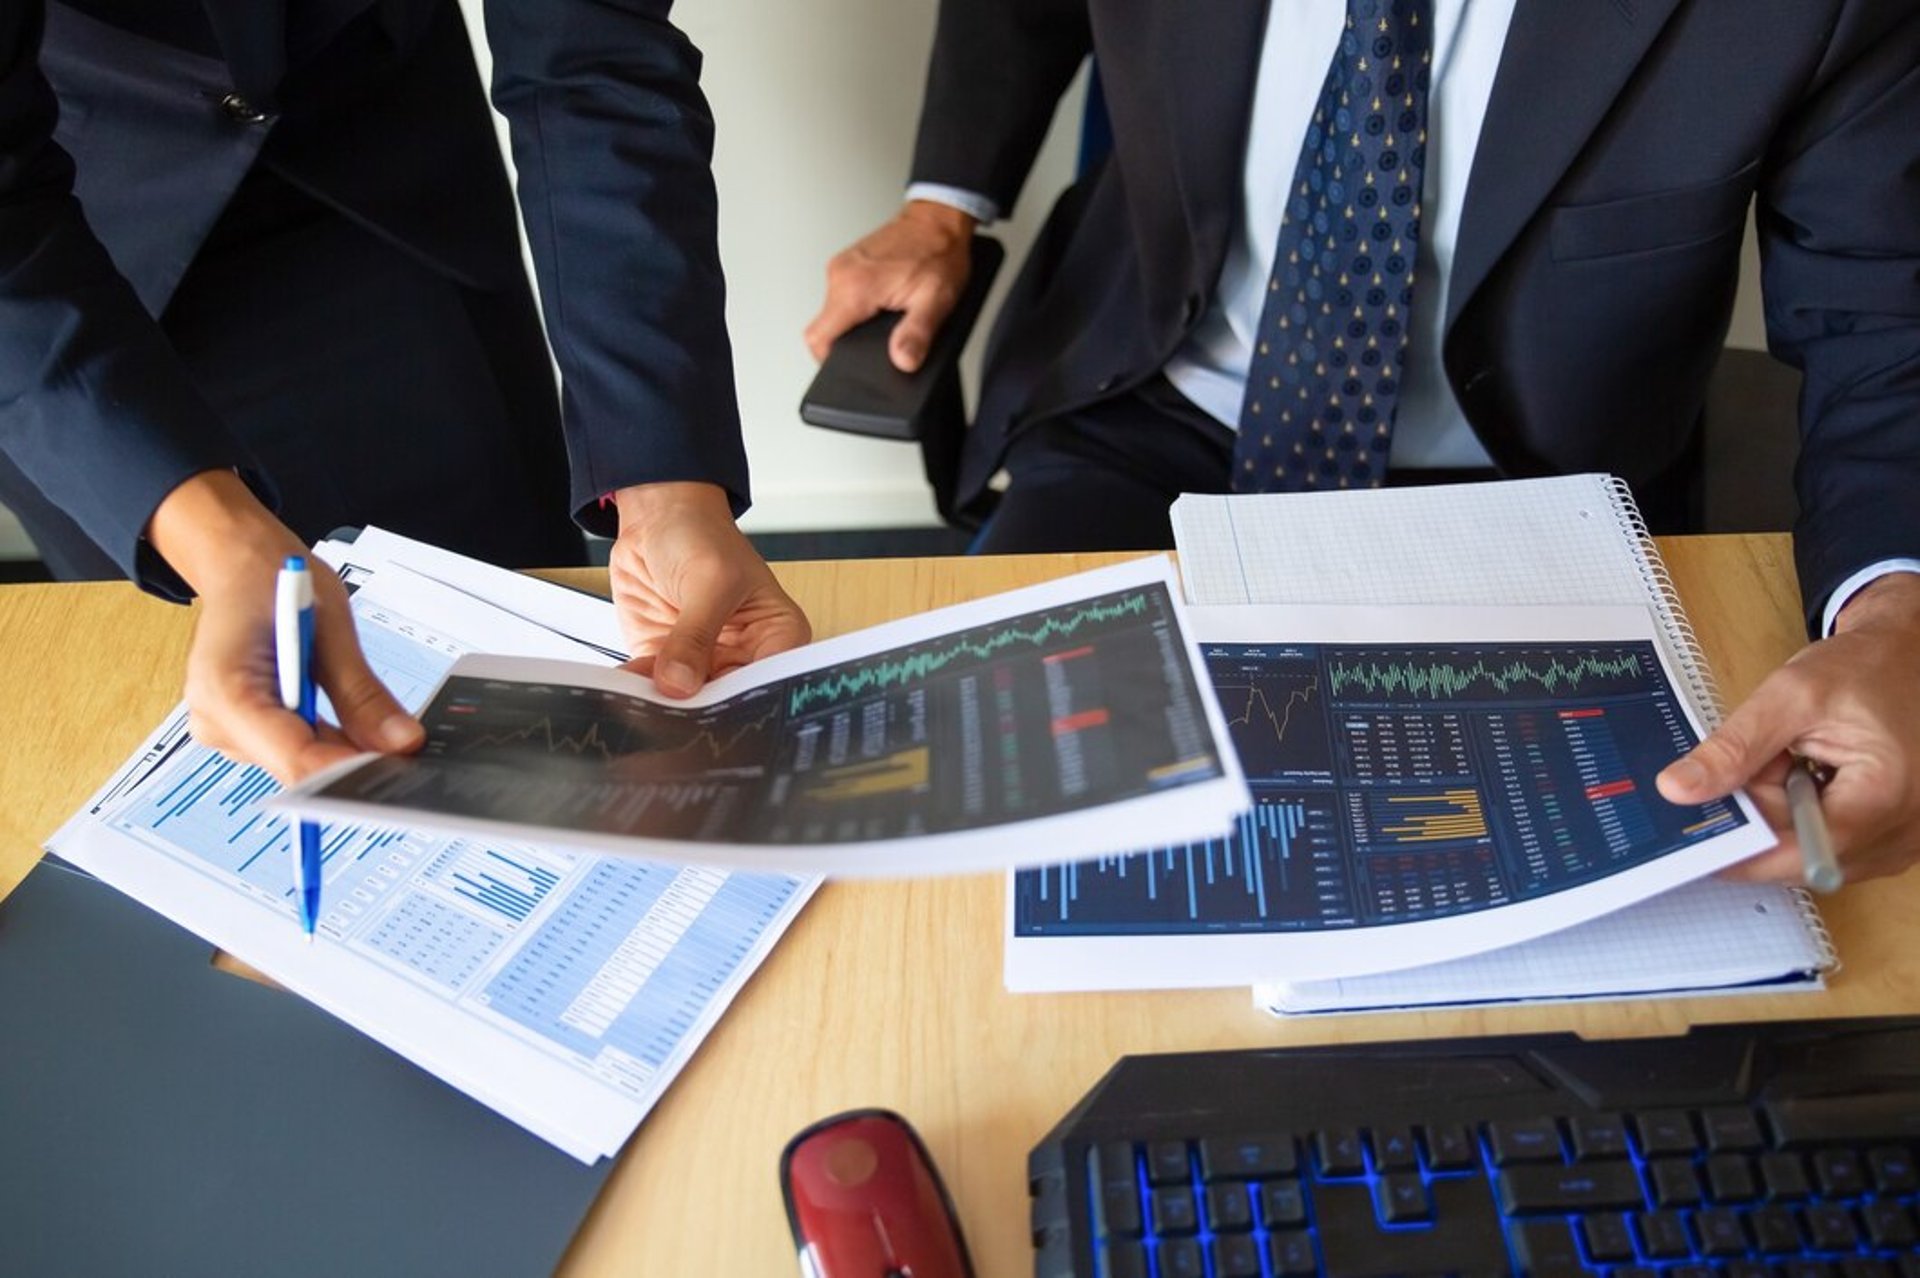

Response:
(780, 1108), (976, 1278)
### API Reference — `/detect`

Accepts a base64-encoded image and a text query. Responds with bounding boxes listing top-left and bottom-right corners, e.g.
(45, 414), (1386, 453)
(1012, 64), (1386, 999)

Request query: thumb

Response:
(650, 590), (734, 698)
(313, 614), (422, 754)
(889, 277), (961, 373)
(1657, 689), (1798, 804)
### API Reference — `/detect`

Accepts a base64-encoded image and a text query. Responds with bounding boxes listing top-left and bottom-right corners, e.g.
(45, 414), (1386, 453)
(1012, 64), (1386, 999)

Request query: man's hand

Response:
(1658, 572), (1920, 884)
(147, 471), (423, 784)
(804, 200), (978, 373)
(607, 482), (811, 696)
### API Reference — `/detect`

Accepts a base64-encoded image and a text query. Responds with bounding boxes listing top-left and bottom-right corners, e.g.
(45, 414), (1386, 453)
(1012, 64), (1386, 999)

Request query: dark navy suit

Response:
(910, 0), (1920, 624)
(0, 0), (747, 590)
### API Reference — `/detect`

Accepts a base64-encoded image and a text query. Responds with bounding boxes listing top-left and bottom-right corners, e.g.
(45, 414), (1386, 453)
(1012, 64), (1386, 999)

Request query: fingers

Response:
(310, 578), (423, 756)
(1657, 667), (1809, 805)
(648, 579), (736, 697)
(803, 284), (882, 363)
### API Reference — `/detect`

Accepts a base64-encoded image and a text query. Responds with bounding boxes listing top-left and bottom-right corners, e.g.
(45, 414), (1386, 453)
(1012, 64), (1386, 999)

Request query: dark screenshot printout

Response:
(296, 563), (1242, 874)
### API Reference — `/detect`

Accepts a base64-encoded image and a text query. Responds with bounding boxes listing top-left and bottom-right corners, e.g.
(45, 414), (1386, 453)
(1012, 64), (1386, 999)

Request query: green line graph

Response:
(1328, 650), (1646, 701)
(787, 591), (1154, 715)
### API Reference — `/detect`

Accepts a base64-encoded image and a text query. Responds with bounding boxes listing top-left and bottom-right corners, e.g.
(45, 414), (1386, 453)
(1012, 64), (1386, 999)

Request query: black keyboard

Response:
(1028, 1018), (1920, 1277)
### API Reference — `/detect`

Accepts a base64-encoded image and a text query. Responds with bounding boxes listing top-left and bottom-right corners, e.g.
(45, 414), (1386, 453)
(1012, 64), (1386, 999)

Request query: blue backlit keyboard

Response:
(1027, 1018), (1920, 1277)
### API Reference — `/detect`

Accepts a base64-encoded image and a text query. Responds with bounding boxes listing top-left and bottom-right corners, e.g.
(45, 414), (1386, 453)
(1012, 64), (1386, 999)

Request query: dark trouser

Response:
(0, 164), (584, 581)
(970, 376), (1698, 555)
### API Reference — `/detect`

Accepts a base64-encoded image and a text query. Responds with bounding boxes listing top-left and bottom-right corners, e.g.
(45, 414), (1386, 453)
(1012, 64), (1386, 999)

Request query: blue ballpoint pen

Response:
(276, 555), (323, 938)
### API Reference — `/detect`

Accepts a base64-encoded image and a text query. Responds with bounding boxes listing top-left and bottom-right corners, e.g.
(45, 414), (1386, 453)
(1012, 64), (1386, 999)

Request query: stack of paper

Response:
(51, 529), (817, 1161)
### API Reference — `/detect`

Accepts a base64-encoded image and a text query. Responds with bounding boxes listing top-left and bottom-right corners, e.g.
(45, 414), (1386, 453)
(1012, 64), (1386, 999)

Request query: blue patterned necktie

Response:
(1232, 0), (1434, 492)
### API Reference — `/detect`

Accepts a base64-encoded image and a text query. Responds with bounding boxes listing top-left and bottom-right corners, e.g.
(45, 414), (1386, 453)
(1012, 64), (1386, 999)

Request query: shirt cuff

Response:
(904, 182), (1001, 226)
(1820, 558), (1920, 636)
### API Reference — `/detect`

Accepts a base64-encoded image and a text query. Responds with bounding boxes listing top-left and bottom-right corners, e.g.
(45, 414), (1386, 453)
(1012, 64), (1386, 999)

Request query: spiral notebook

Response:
(1168, 474), (1837, 1013)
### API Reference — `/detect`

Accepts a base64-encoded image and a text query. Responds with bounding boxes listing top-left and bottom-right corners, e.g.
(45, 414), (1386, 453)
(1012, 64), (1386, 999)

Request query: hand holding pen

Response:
(1658, 572), (1920, 887)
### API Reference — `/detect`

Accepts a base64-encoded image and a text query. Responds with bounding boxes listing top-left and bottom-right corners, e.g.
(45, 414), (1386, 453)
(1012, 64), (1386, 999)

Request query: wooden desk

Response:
(2, 537), (1914, 1275)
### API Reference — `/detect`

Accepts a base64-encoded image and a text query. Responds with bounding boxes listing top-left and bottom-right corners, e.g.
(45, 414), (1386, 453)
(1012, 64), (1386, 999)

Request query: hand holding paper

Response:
(1659, 571), (1920, 885)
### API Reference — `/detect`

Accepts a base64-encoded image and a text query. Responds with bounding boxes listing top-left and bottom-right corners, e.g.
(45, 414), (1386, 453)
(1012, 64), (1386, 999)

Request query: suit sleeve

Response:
(908, 0), (1093, 217)
(483, 0), (748, 537)
(0, 2), (256, 596)
(1758, 2), (1920, 631)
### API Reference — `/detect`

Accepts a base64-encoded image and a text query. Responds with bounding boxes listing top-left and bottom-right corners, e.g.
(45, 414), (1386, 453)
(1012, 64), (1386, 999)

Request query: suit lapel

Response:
(1446, 0), (1686, 327)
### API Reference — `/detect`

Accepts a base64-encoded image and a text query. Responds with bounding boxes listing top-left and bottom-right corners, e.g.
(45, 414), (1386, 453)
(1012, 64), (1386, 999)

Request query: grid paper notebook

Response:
(1169, 475), (1835, 1013)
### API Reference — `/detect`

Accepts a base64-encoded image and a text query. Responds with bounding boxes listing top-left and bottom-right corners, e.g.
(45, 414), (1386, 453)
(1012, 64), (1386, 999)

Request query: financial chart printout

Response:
(1003, 605), (1774, 990)
(59, 560), (813, 1160)
(290, 560), (1246, 876)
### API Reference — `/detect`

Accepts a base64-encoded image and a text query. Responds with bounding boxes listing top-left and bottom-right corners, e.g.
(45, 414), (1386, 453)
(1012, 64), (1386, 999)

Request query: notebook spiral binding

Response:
(1602, 475), (1726, 727)
(1601, 476), (1838, 976)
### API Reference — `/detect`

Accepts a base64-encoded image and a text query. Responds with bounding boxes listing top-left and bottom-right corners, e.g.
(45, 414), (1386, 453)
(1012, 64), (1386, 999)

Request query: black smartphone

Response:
(799, 235), (1005, 441)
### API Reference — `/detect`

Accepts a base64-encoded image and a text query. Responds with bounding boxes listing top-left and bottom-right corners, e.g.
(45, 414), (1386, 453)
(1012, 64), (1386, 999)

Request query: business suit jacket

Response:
(0, 0), (747, 588)
(910, 0), (1920, 625)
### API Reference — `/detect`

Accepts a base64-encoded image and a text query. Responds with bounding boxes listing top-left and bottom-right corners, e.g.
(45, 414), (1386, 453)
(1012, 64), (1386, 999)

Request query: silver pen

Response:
(1785, 757), (1842, 894)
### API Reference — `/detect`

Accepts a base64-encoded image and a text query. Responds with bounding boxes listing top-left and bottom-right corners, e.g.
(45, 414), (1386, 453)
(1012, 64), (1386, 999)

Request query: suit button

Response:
(1462, 368), (1493, 393)
(219, 92), (270, 125)
(1095, 375), (1119, 393)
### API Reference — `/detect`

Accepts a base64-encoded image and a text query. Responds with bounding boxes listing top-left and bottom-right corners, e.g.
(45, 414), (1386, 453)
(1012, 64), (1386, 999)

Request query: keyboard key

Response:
(1317, 1180), (1510, 1275)
(1650, 1156), (1703, 1207)
(1634, 1109), (1699, 1157)
(1863, 1198), (1918, 1248)
(1090, 1143), (1143, 1238)
(1148, 1186), (1198, 1235)
(1211, 1234), (1263, 1278)
(1421, 1123), (1477, 1171)
(1146, 1140), (1192, 1186)
(1260, 1179), (1307, 1228)
(1198, 1134), (1296, 1181)
(1706, 1151), (1759, 1202)
(1497, 1161), (1646, 1214)
(1812, 1148), (1867, 1197)
(1747, 1202), (1804, 1253)
(1802, 1201), (1861, 1251)
(1693, 1206), (1749, 1257)
(1577, 1211), (1636, 1263)
(1869, 1144), (1919, 1193)
(1371, 1125), (1419, 1171)
(1155, 1236), (1204, 1278)
(1099, 1240), (1148, 1278)
(1268, 1230), (1317, 1276)
(1568, 1113), (1630, 1160)
(1702, 1105), (1767, 1152)
(1509, 1219), (1583, 1276)
(1760, 1150), (1813, 1200)
(1375, 1174), (1430, 1223)
(1766, 1094), (1920, 1146)
(1669, 1267), (1715, 1278)
(1204, 1183), (1253, 1232)
(1315, 1128), (1366, 1177)
(1635, 1209), (1693, 1259)
(1724, 1263), (1773, 1278)
(1487, 1117), (1563, 1165)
